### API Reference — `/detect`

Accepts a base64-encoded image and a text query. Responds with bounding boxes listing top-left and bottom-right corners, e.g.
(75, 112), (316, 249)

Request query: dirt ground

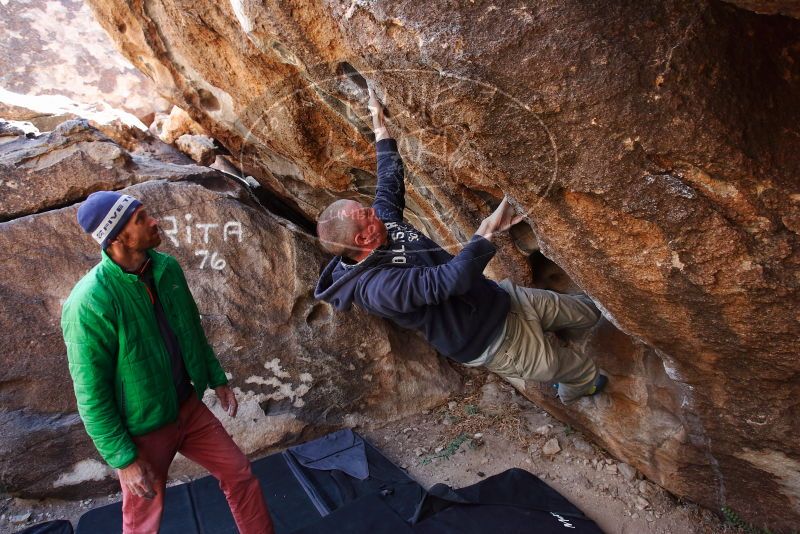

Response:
(1, 372), (737, 534)
(359, 372), (733, 534)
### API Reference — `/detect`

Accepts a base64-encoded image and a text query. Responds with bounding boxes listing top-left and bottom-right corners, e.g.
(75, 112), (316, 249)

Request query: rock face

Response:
(175, 134), (216, 165)
(153, 106), (209, 144)
(0, 0), (158, 118)
(0, 127), (458, 498)
(0, 119), (215, 221)
(724, 1), (800, 18)
(84, 0), (800, 529)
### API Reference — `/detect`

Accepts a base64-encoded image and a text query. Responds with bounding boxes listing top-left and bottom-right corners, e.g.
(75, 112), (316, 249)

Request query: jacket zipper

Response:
(120, 382), (127, 424)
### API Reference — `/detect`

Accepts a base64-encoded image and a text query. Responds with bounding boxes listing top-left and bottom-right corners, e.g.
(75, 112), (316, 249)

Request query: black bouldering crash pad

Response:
(75, 429), (602, 533)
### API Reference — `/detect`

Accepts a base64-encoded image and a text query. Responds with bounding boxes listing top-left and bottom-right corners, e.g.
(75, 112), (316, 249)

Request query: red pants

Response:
(121, 394), (274, 534)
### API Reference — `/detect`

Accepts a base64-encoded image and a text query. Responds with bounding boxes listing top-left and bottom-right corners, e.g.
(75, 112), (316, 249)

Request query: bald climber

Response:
(317, 198), (387, 259)
(314, 87), (607, 404)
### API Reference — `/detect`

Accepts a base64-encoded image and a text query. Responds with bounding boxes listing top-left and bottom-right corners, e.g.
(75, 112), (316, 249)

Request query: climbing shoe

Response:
(585, 374), (608, 396)
(552, 375), (607, 401)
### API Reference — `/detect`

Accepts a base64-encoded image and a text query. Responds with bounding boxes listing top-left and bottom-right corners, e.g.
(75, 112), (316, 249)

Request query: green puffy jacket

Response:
(61, 249), (228, 469)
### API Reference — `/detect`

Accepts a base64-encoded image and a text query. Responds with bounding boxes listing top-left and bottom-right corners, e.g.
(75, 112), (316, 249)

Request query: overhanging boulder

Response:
(84, 0), (800, 529)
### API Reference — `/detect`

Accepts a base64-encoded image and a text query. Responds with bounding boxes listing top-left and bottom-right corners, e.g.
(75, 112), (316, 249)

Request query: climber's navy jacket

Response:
(314, 138), (510, 363)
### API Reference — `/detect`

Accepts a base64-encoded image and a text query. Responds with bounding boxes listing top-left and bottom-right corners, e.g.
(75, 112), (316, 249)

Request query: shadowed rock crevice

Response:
(0, 195), (89, 224)
(529, 251), (582, 295)
(239, 176), (318, 236)
(212, 156), (318, 235)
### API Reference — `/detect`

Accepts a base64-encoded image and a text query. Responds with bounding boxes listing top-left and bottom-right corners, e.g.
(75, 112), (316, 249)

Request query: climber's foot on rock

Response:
(584, 374), (608, 396)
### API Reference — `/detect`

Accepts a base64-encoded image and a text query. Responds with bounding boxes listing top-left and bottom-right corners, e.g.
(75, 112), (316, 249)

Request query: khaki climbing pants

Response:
(484, 279), (601, 404)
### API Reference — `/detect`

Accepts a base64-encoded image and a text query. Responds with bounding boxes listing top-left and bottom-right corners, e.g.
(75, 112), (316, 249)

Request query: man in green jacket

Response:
(62, 191), (274, 534)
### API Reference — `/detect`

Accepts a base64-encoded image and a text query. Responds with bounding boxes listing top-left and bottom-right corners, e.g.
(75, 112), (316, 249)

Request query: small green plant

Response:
(464, 404), (479, 416)
(721, 506), (774, 534)
(420, 433), (470, 465)
(564, 424), (574, 436)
